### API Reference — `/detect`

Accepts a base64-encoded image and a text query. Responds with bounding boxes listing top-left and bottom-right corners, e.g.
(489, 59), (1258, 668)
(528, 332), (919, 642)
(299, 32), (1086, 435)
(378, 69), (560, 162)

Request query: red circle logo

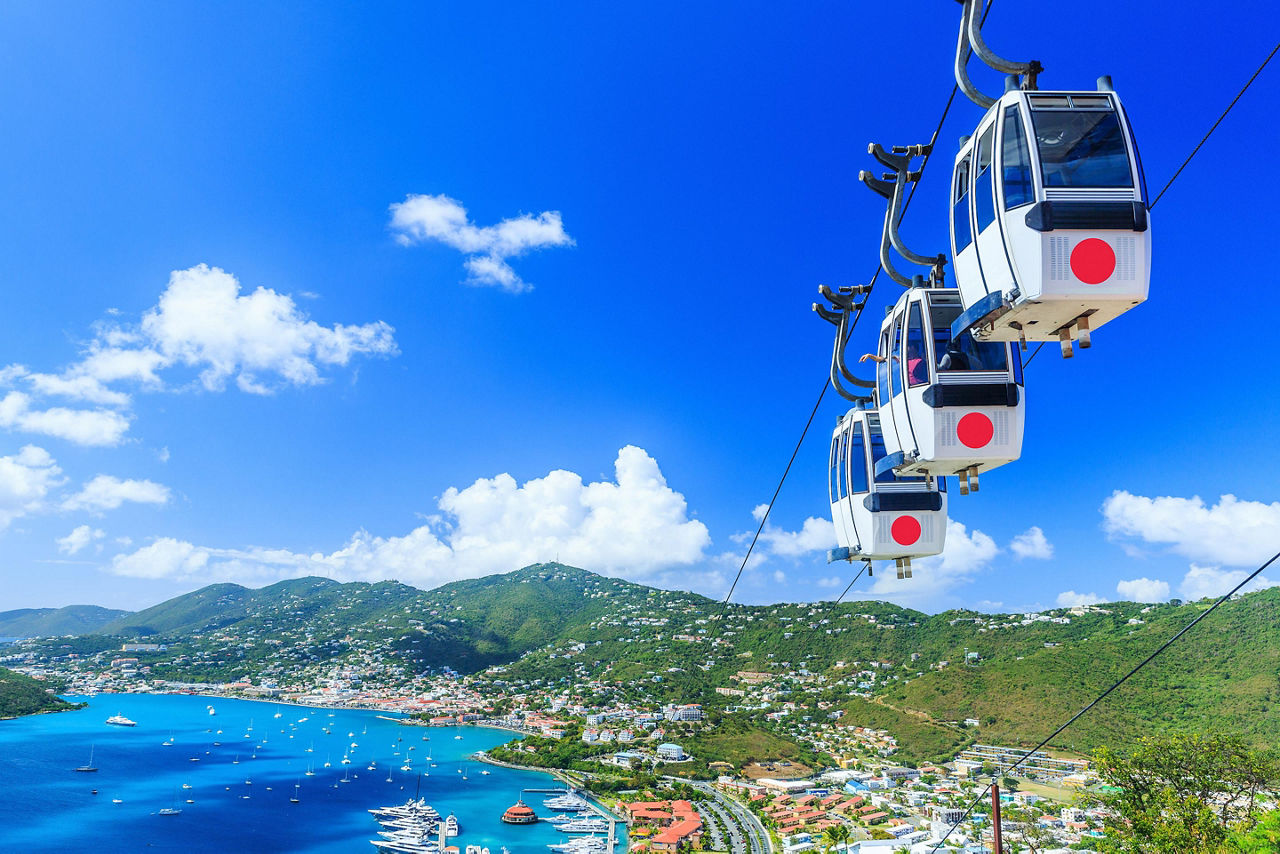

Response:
(1069, 238), (1116, 284)
(891, 516), (922, 546)
(957, 413), (994, 448)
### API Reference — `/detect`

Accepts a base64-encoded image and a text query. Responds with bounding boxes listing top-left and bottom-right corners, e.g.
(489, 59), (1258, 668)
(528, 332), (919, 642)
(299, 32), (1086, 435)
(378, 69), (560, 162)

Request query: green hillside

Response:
(0, 667), (76, 718)
(0, 605), (130, 638)
(18, 564), (1280, 762)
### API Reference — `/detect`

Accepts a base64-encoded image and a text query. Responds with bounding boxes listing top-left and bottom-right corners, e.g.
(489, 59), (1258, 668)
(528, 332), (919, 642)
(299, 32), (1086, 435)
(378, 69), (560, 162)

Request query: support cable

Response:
(928, 546), (1280, 851)
(1150, 41), (1279, 210)
(723, 78), (962, 605)
(722, 377), (830, 604)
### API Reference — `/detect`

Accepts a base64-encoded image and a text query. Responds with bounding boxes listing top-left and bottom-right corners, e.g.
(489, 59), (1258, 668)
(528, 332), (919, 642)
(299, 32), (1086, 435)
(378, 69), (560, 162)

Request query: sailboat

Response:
(74, 745), (98, 773)
(290, 783), (301, 804)
(158, 788), (182, 816)
(304, 762), (316, 777)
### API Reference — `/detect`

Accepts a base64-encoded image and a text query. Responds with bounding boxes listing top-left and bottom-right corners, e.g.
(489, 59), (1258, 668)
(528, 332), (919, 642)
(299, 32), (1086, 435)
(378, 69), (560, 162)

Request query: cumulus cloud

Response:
(62, 475), (171, 513)
(1116, 577), (1171, 602)
(1056, 590), (1105, 607)
(1009, 526), (1054, 560)
(0, 445), (63, 529)
(744, 505), (836, 559)
(112, 537), (210, 579)
(1103, 491), (1280, 567)
(0, 265), (397, 444)
(108, 446), (710, 588)
(389, 194), (574, 294)
(866, 519), (999, 605)
(139, 265), (397, 393)
(58, 524), (105, 555)
(0, 391), (130, 446)
(1178, 563), (1277, 601)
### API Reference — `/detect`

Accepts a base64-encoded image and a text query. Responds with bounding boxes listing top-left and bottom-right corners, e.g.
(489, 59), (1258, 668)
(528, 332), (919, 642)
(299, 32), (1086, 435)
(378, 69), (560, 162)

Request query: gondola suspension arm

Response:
(955, 0), (1041, 107)
(965, 0), (1041, 86)
(813, 287), (874, 403)
(860, 144), (947, 287)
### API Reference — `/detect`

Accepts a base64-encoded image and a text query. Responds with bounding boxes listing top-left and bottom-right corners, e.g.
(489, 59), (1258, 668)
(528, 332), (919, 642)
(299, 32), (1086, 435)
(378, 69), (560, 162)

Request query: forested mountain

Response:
(15, 563), (1280, 757)
(0, 605), (130, 638)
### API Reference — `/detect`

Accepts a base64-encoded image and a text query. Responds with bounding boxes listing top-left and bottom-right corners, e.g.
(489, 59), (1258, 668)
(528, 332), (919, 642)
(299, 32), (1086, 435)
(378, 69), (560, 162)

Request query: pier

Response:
(523, 786), (622, 853)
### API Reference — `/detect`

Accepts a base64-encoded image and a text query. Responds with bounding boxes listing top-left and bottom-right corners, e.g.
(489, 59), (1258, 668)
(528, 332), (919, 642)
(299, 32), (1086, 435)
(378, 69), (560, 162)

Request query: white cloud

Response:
(1056, 590), (1104, 607)
(1103, 491), (1280, 567)
(138, 265), (397, 393)
(1, 366), (130, 406)
(1115, 577), (1171, 602)
(0, 265), (397, 444)
(389, 194), (574, 294)
(62, 475), (171, 512)
(0, 445), (63, 529)
(111, 537), (209, 579)
(108, 446), (710, 588)
(0, 391), (130, 447)
(1009, 526), (1054, 560)
(58, 525), (105, 555)
(1178, 563), (1277, 601)
(755, 514), (836, 559)
(865, 519), (999, 605)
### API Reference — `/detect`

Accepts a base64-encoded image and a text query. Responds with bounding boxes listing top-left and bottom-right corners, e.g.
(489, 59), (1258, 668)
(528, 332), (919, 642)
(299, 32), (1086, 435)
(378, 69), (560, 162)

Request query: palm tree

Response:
(821, 823), (851, 853)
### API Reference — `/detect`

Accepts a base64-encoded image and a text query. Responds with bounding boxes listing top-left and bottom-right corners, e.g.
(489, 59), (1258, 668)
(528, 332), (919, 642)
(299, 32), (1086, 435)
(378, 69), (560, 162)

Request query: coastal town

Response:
(7, 631), (1116, 853)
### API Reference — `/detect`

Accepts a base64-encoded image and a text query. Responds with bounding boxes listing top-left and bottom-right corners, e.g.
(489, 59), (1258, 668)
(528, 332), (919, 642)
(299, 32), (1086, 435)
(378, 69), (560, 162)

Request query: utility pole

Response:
(990, 779), (1003, 853)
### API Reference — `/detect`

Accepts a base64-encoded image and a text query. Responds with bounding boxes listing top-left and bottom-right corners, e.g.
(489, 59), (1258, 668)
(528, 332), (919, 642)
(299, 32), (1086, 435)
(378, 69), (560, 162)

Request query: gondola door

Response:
(971, 119), (1018, 300)
(887, 308), (916, 466)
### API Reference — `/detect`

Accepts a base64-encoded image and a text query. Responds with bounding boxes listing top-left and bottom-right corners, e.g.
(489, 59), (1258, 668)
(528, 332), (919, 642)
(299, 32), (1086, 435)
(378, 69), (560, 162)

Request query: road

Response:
(666, 776), (773, 854)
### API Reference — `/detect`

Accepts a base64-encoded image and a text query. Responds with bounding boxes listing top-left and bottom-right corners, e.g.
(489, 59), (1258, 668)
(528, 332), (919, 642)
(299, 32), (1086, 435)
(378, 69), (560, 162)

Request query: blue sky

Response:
(1, 1), (1277, 614)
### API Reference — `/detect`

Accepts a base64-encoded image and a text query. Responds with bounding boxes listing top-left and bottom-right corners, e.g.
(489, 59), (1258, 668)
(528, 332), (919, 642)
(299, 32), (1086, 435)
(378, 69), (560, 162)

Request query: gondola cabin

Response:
(949, 80), (1149, 355)
(828, 405), (947, 576)
(874, 287), (1024, 492)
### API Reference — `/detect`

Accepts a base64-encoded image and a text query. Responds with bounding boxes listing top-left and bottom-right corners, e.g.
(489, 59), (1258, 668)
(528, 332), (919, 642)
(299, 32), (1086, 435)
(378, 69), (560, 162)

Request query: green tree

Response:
(821, 823), (850, 853)
(1093, 733), (1280, 854)
(1001, 775), (1020, 793)
(1221, 809), (1280, 853)
(1002, 805), (1053, 854)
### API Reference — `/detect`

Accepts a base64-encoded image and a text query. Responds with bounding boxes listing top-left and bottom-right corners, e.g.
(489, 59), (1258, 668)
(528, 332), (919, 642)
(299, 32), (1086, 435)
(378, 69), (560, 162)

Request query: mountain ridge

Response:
(12, 563), (1278, 761)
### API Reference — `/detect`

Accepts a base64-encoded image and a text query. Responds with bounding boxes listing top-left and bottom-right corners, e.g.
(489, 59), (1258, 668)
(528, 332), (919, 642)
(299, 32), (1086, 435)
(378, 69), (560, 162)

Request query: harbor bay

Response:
(0, 693), (618, 853)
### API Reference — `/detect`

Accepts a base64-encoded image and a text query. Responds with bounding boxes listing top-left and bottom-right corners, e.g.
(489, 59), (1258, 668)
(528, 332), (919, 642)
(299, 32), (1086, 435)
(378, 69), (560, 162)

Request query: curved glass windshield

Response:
(929, 302), (1009, 372)
(1032, 109), (1133, 188)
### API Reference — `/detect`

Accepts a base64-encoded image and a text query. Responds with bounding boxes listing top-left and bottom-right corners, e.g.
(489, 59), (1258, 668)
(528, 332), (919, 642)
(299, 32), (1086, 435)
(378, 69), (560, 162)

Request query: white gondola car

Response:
(827, 404), (947, 577)
(949, 79), (1149, 355)
(874, 287), (1024, 492)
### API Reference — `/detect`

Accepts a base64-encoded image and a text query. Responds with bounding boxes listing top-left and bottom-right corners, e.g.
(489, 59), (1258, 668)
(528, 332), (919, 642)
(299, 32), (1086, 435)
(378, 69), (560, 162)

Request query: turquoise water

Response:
(0, 694), (607, 853)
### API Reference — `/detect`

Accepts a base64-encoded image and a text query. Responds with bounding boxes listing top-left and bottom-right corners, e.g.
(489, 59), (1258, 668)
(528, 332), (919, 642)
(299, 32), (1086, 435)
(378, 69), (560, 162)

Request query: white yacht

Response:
(105, 714), (137, 727)
(543, 793), (591, 812)
(443, 814), (459, 837)
(557, 818), (611, 834)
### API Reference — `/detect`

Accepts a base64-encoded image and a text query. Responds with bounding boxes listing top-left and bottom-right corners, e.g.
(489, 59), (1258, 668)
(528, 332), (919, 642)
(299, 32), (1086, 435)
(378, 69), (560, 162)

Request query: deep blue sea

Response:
(0, 693), (612, 853)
